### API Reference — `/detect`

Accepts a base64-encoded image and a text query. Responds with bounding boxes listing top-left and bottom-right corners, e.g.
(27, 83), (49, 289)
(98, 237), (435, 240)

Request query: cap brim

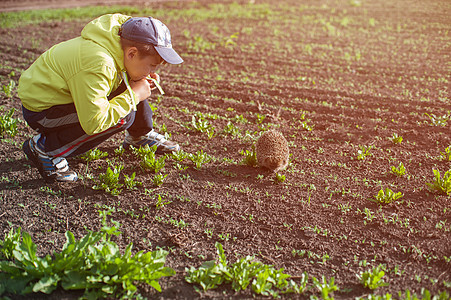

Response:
(154, 46), (183, 65)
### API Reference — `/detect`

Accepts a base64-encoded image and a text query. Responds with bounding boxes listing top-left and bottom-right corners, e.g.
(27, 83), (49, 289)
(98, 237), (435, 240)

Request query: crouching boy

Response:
(18, 14), (183, 182)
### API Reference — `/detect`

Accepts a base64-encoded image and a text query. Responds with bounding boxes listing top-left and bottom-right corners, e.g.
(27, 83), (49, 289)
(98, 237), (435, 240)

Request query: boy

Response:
(18, 14), (183, 183)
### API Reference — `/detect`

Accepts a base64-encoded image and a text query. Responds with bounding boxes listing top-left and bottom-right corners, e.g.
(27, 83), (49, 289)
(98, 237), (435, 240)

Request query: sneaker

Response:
(22, 135), (78, 183)
(122, 130), (180, 154)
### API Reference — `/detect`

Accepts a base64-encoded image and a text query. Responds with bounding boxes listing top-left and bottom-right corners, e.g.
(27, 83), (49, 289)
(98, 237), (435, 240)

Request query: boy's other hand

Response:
(130, 78), (151, 102)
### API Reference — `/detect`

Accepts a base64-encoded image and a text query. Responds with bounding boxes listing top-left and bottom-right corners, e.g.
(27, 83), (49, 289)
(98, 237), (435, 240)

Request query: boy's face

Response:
(124, 47), (164, 81)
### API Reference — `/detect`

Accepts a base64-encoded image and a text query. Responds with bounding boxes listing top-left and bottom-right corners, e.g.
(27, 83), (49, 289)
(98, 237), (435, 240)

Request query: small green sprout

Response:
(240, 145), (257, 166)
(189, 150), (212, 170)
(0, 107), (19, 138)
(371, 188), (403, 205)
(124, 172), (142, 190)
(357, 264), (389, 289)
(391, 162), (406, 177)
(2, 79), (16, 98)
(80, 148), (108, 162)
(390, 133), (403, 144)
(153, 173), (168, 187)
(92, 163), (124, 196)
(274, 173), (286, 183)
(357, 145), (373, 160)
(440, 146), (451, 161)
(426, 169), (451, 195)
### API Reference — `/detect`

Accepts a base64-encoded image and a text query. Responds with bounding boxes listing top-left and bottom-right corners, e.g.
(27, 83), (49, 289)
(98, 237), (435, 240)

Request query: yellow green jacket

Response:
(18, 14), (139, 135)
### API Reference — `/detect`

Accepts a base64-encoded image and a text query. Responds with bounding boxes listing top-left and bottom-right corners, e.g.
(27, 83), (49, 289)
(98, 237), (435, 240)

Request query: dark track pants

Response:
(22, 99), (153, 158)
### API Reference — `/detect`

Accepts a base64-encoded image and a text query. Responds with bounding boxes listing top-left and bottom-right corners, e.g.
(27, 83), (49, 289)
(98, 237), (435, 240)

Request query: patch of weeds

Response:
(357, 264), (388, 290)
(92, 163), (124, 196)
(357, 145), (372, 160)
(185, 242), (308, 296)
(80, 148), (108, 162)
(189, 150), (213, 170)
(426, 169), (451, 195)
(371, 188), (403, 205)
(240, 145), (257, 166)
(0, 210), (175, 299)
(391, 162), (406, 177)
(0, 107), (19, 138)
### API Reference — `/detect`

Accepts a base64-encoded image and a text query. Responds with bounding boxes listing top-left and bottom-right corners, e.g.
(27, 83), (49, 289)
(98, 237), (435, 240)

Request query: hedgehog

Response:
(256, 130), (290, 172)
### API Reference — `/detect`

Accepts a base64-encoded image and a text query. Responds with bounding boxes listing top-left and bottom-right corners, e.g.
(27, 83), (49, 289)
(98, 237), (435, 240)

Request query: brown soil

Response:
(0, 0), (450, 299)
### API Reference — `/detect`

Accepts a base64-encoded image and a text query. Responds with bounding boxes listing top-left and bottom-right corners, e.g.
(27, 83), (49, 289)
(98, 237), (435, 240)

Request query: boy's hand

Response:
(147, 73), (160, 90)
(129, 78), (151, 102)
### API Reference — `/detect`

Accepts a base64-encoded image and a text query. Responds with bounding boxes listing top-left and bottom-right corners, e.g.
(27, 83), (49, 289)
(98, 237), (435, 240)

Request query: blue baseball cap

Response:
(120, 17), (183, 65)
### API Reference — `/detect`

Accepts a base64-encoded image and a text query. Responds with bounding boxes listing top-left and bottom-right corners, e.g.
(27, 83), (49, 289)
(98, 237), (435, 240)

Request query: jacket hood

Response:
(81, 14), (131, 71)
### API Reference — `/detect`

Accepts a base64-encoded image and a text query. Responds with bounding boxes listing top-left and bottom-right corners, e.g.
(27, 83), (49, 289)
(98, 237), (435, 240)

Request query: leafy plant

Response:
(0, 210), (175, 299)
(357, 145), (373, 160)
(189, 150), (213, 170)
(0, 107), (19, 138)
(153, 173), (168, 187)
(185, 242), (308, 297)
(123, 172), (142, 190)
(391, 162), (406, 177)
(371, 188), (403, 205)
(133, 145), (166, 173)
(171, 149), (189, 162)
(240, 145), (257, 166)
(426, 169), (451, 195)
(440, 146), (451, 161)
(274, 173), (286, 183)
(357, 264), (389, 289)
(190, 116), (215, 138)
(80, 147), (108, 162)
(390, 133), (403, 144)
(311, 275), (338, 300)
(2, 79), (16, 98)
(92, 163), (124, 196)
(223, 121), (241, 138)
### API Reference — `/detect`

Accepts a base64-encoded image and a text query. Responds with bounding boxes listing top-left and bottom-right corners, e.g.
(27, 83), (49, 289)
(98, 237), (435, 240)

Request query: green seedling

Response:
(0, 107), (19, 138)
(153, 173), (168, 187)
(311, 276), (338, 300)
(391, 162), (406, 177)
(390, 133), (403, 144)
(114, 145), (125, 157)
(274, 173), (286, 183)
(191, 116), (213, 133)
(2, 79), (16, 98)
(426, 169), (451, 195)
(80, 148), (108, 162)
(133, 145), (166, 173)
(185, 242), (308, 296)
(240, 145), (257, 166)
(357, 145), (372, 160)
(189, 150), (212, 170)
(0, 210), (175, 298)
(171, 149), (189, 162)
(440, 146), (451, 161)
(155, 194), (171, 209)
(371, 188), (403, 205)
(92, 163), (124, 196)
(424, 113), (449, 127)
(398, 289), (449, 300)
(357, 264), (389, 289)
(124, 172), (142, 190)
(223, 121), (241, 137)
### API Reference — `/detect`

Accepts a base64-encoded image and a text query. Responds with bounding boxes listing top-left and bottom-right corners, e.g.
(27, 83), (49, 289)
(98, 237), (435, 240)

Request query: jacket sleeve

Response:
(67, 64), (138, 135)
